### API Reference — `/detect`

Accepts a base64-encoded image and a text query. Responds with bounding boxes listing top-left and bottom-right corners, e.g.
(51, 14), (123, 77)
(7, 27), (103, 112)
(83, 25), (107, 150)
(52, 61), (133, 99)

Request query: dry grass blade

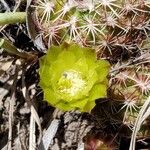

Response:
(0, 0), (10, 11)
(15, 123), (27, 150)
(7, 92), (15, 150)
(0, 38), (37, 61)
(39, 119), (60, 150)
(31, 105), (42, 144)
(7, 64), (19, 150)
(77, 142), (84, 150)
(22, 68), (42, 146)
(29, 111), (36, 150)
(0, 59), (13, 76)
(0, 79), (13, 107)
(141, 107), (150, 123)
(0, 70), (19, 109)
(26, 0), (46, 51)
(129, 96), (150, 150)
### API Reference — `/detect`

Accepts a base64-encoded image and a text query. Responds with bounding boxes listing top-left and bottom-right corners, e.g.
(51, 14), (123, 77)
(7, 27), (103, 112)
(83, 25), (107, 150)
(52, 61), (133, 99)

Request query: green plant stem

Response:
(0, 12), (26, 25)
(0, 38), (37, 61)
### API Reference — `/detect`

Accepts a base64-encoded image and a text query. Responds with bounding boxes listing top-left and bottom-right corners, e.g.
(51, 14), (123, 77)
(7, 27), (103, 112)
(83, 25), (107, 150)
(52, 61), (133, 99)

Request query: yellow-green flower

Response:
(39, 43), (110, 112)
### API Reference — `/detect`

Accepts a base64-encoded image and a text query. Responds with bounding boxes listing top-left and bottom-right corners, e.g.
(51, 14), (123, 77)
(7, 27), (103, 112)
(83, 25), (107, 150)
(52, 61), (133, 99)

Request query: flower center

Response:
(57, 70), (86, 97)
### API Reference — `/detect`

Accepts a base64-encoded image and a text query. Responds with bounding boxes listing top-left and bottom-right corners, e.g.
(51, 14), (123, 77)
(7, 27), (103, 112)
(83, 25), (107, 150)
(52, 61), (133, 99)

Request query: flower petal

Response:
(70, 98), (88, 111)
(45, 45), (62, 65)
(89, 83), (107, 101)
(96, 60), (110, 82)
(39, 63), (51, 87)
(39, 43), (110, 112)
(83, 101), (95, 112)
(43, 88), (60, 105)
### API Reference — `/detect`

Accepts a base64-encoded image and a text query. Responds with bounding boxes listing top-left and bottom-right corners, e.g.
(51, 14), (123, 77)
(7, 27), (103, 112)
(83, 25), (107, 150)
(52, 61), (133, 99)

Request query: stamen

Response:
(58, 70), (86, 96)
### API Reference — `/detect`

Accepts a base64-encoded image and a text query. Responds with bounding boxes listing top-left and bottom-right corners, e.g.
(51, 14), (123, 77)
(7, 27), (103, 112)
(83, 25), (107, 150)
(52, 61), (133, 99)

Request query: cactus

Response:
(32, 0), (150, 146)
(110, 60), (150, 139)
(33, 2), (150, 104)
(32, 0), (150, 57)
